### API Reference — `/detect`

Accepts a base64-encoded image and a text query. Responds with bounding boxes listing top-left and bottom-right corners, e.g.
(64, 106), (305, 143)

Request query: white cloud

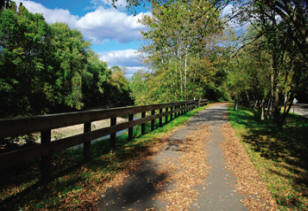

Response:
(15, 0), (149, 43)
(99, 49), (146, 77)
(15, 0), (78, 28)
(99, 49), (143, 67)
(76, 7), (149, 43)
(125, 66), (147, 78)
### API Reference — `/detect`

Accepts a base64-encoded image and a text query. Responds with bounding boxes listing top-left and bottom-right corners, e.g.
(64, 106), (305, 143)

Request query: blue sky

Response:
(14, 0), (151, 78)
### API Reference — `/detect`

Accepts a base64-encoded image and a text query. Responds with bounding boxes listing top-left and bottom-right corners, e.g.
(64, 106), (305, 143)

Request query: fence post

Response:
(40, 129), (51, 185)
(165, 107), (169, 124)
(141, 112), (146, 134)
(174, 105), (176, 118)
(159, 108), (163, 127)
(128, 114), (133, 140)
(174, 105), (177, 117)
(151, 110), (155, 131)
(83, 122), (91, 161)
(110, 117), (117, 148)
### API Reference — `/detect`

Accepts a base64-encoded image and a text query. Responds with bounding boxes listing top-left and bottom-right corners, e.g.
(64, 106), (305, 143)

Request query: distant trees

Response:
(130, 0), (229, 105)
(105, 66), (133, 107)
(0, 2), (132, 118)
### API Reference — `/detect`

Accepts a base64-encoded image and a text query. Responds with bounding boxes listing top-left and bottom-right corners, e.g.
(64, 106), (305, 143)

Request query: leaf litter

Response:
(153, 124), (210, 210)
(98, 123), (210, 210)
(220, 122), (277, 210)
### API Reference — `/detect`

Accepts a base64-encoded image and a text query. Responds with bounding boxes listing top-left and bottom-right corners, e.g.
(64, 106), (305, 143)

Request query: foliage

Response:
(130, 0), (229, 105)
(129, 69), (150, 105)
(227, 0), (308, 125)
(104, 66), (133, 107)
(0, 2), (53, 116)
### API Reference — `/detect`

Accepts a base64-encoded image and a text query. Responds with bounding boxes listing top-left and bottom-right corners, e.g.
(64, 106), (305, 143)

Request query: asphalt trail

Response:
(98, 103), (247, 210)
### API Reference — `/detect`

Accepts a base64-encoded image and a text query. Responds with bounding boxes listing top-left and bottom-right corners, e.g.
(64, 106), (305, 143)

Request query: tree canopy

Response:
(0, 1), (133, 117)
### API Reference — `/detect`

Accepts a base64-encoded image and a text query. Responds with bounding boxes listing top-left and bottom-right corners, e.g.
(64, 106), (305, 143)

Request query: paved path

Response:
(293, 103), (308, 118)
(99, 103), (246, 210)
(190, 104), (246, 211)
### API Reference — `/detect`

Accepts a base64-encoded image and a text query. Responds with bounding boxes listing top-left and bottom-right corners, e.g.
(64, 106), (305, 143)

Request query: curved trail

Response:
(98, 103), (247, 210)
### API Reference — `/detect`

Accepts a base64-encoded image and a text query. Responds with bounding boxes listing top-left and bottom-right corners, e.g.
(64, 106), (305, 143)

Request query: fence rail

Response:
(0, 99), (208, 183)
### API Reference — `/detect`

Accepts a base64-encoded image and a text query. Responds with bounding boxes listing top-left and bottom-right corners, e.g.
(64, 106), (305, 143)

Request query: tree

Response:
(104, 66), (133, 106)
(82, 50), (110, 109)
(0, 1), (133, 118)
(129, 69), (149, 105)
(137, 0), (227, 104)
(0, 2), (52, 116)
(49, 22), (89, 111)
(227, 29), (272, 118)
(228, 0), (308, 125)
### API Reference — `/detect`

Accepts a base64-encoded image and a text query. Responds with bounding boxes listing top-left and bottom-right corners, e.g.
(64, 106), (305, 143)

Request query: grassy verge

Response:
(228, 106), (308, 210)
(0, 105), (208, 210)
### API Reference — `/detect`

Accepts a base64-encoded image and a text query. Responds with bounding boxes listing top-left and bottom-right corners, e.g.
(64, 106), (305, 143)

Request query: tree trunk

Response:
(184, 47), (188, 100)
(234, 99), (238, 111)
(179, 58), (183, 98)
(270, 50), (282, 124)
(261, 100), (265, 121)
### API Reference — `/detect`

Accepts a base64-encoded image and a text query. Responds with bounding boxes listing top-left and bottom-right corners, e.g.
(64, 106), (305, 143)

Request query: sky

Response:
(13, 0), (151, 78)
(13, 1), (245, 78)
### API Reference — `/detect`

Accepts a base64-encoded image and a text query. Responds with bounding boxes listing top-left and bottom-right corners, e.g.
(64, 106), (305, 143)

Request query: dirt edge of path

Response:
(220, 122), (277, 210)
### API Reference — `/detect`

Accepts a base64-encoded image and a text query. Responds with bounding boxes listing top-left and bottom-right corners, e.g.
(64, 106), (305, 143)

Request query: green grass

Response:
(0, 105), (208, 210)
(228, 106), (308, 210)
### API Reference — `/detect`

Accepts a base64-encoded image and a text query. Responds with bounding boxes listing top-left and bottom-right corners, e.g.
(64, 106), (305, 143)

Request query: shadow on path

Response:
(98, 159), (168, 210)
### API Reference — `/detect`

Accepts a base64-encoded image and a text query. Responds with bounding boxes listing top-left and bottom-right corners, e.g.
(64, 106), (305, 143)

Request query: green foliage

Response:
(129, 69), (149, 105)
(0, 3), (52, 116)
(131, 0), (228, 105)
(227, 1), (308, 125)
(104, 66), (133, 106)
(0, 2), (132, 117)
(82, 51), (111, 109)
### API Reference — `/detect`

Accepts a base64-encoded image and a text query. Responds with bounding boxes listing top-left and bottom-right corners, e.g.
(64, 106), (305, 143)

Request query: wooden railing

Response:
(0, 99), (208, 183)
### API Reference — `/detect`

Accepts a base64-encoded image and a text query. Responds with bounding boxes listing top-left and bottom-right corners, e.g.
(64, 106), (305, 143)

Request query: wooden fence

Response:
(0, 99), (208, 183)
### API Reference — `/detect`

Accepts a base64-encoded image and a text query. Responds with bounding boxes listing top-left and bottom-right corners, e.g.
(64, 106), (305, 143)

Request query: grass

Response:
(228, 106), (308, 210)
(0, 105), (208, 210)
